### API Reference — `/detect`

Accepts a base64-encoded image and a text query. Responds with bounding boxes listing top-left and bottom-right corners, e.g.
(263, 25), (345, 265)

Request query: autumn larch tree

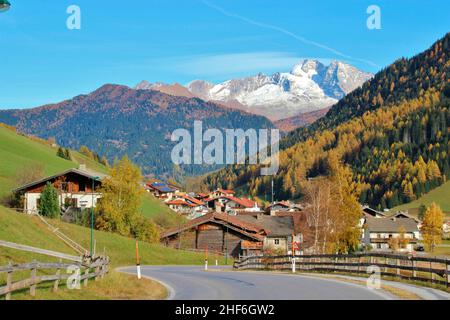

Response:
(95, 156), (159, 242)
(421, 202), (445, 252)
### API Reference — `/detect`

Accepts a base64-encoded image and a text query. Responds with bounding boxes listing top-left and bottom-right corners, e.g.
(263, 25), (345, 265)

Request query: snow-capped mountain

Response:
(136, 59), (373, 121)
(187, 60), (372, 120)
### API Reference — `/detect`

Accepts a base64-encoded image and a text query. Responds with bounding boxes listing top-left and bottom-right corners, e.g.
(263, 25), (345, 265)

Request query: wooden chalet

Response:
(161, 213), (300, 257)
(210, 188), (235, 198)
(146, 181), (177, 199)
(165, 194), (208, 218)
(13, 165), (106, 215)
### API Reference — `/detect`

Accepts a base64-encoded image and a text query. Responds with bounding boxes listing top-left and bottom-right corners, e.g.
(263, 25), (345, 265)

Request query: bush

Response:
(131, 215), (160, 243)
(38, 182), (60, 218)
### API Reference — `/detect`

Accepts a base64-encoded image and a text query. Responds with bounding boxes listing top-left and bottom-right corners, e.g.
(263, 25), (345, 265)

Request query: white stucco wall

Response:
(24, 192), (102, 214)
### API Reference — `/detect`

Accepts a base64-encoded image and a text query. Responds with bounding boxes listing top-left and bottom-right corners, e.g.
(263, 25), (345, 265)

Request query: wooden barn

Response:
(160, 213), (300, 257)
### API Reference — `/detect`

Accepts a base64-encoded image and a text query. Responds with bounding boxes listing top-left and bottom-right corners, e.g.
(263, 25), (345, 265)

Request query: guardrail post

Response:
(30, 260), (37, 297)
(53, 259), (62, 292)
(6, 261), (12, 300)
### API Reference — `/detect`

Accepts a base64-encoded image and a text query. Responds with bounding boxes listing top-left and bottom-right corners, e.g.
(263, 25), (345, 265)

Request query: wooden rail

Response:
(0, 240), (83, 262)
(0, 256), (109, 300)
(234, 253), (450, 287)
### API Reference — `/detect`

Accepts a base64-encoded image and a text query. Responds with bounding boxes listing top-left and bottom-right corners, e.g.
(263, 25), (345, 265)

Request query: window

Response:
(79, 181), (86, 192)
(274, 239), (280, 245)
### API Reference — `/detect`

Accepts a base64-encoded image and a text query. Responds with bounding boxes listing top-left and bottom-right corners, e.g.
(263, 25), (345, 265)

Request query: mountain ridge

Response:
(136, 59), (372, 121)
(0, 84), (275, 177)
(203, 33), (450, 211)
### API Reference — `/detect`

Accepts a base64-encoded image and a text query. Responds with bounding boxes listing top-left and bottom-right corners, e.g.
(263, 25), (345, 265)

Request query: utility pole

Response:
(90, 176), (100, 258)
(225, 215), (229, 265)
(271, 178), (274, 204)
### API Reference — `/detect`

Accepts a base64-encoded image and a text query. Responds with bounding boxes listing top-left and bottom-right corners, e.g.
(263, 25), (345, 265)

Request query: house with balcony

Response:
(362, 216), (419, 252)
(13, 165), (106, 215)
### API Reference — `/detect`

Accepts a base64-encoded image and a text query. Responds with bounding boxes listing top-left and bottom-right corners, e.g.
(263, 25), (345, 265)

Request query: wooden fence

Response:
(234, 253), (450, 287)
(0, 256), (109, 300)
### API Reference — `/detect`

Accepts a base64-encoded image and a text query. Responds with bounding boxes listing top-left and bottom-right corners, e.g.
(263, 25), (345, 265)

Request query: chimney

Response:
(79, 164), (87, 171)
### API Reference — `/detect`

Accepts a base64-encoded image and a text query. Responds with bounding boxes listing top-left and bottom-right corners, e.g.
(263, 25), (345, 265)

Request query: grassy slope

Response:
(0, 125), (179, 223)
(391, 180), (450, 216)
(0, 206), (222, 268)
(0, 125), (203, 299)
(0, 206), (225, 300)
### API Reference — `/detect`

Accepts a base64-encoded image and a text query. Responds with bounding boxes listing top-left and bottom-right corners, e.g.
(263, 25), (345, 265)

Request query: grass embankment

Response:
(0, 125), (181, 225)
(392, 180), (450, 216)
(0, 125), (213, 299)
(430, 239), (450, 257)
(0, 206), (226, 299)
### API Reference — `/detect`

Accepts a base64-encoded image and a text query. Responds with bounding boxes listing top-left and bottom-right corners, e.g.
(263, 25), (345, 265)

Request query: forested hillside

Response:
(204, 33), (450, 211)
(0, 84), (274, 178)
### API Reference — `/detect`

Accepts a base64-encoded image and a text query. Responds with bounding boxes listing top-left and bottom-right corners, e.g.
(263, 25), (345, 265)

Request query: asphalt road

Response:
(119, 266), (393, 300)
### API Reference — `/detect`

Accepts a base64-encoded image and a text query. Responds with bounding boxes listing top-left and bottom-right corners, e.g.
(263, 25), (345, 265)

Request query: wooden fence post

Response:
(396, 258), (401, 276)
(6, 261), (12, 300)
(95, 264), (100, 282)
(84, 268), (89, 287)
(430, 261), (435, 281)
(412, 259), (417, 278)
(101, 259), (106, 279)
(30, 260), (37, 297)
(384, 256), (388, 273)
(446, 259), (449, 288)
(53, 259), (62, 292)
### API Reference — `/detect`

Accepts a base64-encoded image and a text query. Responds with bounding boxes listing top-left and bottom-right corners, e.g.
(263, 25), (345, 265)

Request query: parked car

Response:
(415, 244), (425, 251)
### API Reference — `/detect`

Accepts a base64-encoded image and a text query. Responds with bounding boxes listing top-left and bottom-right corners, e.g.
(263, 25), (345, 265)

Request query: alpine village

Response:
(1, 31), (449, 300)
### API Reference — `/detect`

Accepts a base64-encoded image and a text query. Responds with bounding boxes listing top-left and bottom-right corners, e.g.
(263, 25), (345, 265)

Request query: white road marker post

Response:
(292, 257), (296, 273)
(292, 234), (297, 273)
(204, 247), (208, 271)
(135, 240), (141, 280)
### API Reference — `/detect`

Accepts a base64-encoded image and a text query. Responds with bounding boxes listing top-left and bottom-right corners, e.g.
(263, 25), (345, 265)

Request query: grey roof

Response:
(365, 217), (419, 233)
(362, 205), (386, 217)
(386, 211), (420, 223)
(236, 215), (295, 237)
(14, 168), (107, 192)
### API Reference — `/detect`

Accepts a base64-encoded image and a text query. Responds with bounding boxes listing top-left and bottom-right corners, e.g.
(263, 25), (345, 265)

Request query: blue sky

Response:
(0, 0), (449, 108)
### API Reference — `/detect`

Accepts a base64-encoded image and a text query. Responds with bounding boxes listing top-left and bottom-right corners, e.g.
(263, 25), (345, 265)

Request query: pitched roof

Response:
(268, 201), (291, 209)
(365, 217), (419, 233)
(237, 215), (295, 237)
(224, 196), (256, 208)
(387, 211), (420, 223)
(216, 188), (235, 194)
(161, 212), (266, 241)
(179, 194), (205, 206)
(362, 205), (386, 217)
(166, 199), (196, 207)
(149, 182), (176, 193)
(14, 167), (106, 192)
